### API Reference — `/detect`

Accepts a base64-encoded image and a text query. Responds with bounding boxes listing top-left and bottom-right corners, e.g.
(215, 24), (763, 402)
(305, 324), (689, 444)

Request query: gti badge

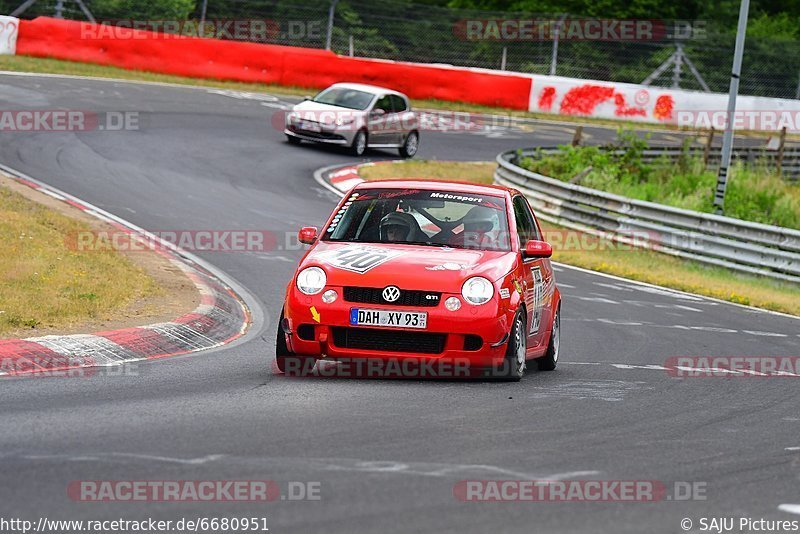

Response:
(382, 286), (401, 302)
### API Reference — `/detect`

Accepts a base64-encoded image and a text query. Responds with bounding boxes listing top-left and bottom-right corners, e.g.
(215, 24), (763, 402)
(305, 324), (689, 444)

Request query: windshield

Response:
(323, 188), (511, 251)
(312, 87), (374, 110)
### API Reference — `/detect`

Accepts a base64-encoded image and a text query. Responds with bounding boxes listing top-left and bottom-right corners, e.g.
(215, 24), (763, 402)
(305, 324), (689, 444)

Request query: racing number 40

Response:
(326, 245), (402, 274)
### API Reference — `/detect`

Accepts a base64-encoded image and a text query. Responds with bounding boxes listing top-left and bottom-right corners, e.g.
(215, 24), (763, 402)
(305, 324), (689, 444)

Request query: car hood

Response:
(301, 241), (517, 292)
(290, 100), (367, 124)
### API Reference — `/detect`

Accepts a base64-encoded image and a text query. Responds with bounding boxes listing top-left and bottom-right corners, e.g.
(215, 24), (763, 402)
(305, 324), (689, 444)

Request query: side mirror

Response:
(298, 226), (318, 245)
(523, 240), (552, 258)
(369, 108), (386, 118)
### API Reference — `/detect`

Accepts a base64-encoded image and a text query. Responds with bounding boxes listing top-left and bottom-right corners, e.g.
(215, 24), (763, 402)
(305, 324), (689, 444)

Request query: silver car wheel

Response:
(551, 310), (560, 363)
(515, 315), (526, 371)
(405, 132), (418, 155)
(354, 131), (366, 155)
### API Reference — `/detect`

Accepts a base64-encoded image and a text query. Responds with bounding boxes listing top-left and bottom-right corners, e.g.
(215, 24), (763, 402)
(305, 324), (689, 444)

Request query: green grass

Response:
(520, 131), (800, 229)
(0, 183), (161, 336)
(361, 159), (800, 316)
(360, 160), (495, 184)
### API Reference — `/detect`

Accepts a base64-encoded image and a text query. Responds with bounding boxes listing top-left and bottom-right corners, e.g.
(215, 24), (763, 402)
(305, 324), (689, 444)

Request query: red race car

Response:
(276, 180), (561, 380)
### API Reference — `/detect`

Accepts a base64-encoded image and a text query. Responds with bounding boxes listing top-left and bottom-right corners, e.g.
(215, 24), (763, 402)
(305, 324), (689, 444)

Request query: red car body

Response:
(278, 180), (561, 379)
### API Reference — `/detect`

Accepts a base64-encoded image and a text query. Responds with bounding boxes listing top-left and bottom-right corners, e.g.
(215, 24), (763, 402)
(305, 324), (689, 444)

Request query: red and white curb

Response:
(0, 165), (257, 377)
(314, 162), (376, 198)
(325, 164), (365, 193)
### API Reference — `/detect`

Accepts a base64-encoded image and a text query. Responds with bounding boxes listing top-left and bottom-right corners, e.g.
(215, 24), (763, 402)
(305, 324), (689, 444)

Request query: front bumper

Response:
(284, 123), (354, 145)
(283, 287), (512, 370)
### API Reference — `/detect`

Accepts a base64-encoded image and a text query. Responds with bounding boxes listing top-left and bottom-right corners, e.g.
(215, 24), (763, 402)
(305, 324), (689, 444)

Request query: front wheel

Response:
(398, 131), (419, 158)
(274, 313), (316, 376)
(350, 130), (367, 156)
(537, 307), (560, 371)
(492, 310), (526, 381)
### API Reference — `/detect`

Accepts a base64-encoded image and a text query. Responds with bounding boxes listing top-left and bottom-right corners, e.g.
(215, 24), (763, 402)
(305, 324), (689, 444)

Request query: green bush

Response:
(519, 130), (800, 229)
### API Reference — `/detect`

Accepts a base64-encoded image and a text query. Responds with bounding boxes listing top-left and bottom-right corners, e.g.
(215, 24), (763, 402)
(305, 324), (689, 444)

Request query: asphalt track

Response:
(1, 73), (799, 533)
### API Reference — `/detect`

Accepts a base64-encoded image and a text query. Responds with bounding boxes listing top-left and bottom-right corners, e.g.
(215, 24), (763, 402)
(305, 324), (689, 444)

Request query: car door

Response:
(512, 195), (551, 352)
(367, 94), (394, 145)
(389, 94), (412, 146)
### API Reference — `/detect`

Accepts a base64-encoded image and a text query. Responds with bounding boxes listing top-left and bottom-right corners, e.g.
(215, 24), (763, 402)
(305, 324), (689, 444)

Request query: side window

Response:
(373, 95), (393, 114)
(513, 196), (539, 247)
(390, 95), (407, 113)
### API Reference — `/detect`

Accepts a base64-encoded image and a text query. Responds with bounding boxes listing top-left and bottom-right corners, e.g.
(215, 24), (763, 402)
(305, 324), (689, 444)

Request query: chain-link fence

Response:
(5, 0), (800, 100)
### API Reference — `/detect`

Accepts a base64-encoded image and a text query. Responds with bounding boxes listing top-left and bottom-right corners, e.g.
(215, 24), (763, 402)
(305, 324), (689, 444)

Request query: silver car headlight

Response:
(461, 276), (494, 305)
(296, 267), (327, 295)
(335, 116), (355, 126)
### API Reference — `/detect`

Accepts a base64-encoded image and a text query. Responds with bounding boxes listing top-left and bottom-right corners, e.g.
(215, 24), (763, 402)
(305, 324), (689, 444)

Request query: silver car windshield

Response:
(312, 88), (374, 110)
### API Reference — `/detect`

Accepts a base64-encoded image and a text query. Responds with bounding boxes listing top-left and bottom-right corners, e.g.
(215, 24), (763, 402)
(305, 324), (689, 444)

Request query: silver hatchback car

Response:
(284, 83), (419, 158)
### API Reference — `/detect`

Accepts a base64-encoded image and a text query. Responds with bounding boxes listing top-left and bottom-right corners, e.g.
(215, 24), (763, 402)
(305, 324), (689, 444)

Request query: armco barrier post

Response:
(571, 126), (583, 147)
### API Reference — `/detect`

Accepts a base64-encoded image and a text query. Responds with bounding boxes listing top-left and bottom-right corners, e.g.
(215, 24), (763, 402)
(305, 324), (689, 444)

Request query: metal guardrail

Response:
(495, 147), (800, 283)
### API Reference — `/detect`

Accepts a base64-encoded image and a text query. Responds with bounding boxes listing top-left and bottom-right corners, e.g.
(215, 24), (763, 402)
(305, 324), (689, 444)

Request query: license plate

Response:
(350, 308), (427, 329)
(299, 120), (321, 132)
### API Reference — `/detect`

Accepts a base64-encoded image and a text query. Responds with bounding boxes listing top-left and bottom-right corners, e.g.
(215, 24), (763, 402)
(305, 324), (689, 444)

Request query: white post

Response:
(199, 0), (208, 28)
(500, 46), (507, 70)
(349, 34), (354, 57)
(325, 0), (339, 50)
(713, 0), (750, 213)
(550, 15), (566, 76)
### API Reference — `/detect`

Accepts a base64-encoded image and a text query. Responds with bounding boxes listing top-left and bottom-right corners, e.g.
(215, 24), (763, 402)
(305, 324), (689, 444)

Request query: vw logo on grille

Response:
(382, 286), (401, 302)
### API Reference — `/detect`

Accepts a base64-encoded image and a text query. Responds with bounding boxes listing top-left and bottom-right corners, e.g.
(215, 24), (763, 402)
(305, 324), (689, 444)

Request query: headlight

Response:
(461, 276), (494, 305)
(335, 116), (355, 126)
(296, 267), (327, 295)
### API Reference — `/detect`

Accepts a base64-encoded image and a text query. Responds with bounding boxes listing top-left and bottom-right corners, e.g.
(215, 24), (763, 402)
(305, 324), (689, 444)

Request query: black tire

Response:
(537, 306), (560, 371)
(350, 129), (367, 156)
(274, 313), (315, 376)
(286, 134), (301, 145)
(398, 131), (419, 158)
(492, 309), (527, 381)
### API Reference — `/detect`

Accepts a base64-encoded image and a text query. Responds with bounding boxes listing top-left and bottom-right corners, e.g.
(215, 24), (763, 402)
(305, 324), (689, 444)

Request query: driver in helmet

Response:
(455, 206), (497, 249)
(380, 212), (416, 242)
